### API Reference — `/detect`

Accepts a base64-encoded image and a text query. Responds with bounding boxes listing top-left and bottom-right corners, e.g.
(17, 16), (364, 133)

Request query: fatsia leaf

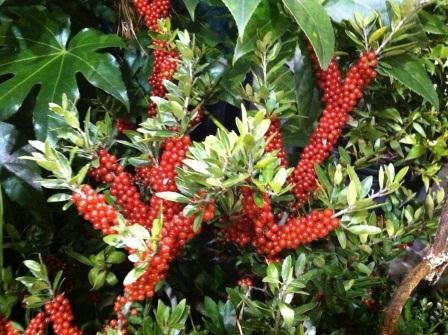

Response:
(378, 55), (439, 109)
(0, 9), (128, 139)
(282, 0), (335, 69)
(222, 0), (262, 40)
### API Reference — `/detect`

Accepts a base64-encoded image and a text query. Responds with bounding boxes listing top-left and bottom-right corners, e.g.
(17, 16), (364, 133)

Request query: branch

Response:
(381, 194), (448, 335)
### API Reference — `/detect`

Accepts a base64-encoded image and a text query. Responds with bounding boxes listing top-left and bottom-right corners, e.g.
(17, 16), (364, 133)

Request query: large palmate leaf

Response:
(0, 122), (49, 221)
(0, 9), (128, 139)
(282, 0), (335, 69)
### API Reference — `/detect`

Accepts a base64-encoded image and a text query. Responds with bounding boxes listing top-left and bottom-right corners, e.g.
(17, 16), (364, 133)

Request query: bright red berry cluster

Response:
(72, 184), (119, 235)
(124, 212), (196, 301)
(134, 0), (171, 31)
(265, 117), (289, 167)
(0, 317), (19, 335)
(23, 313), (48, 335)
(237, 277), (253, 288)
(291, 49), (377, 204)
(44, 294), (84, 335)
(110, 172), (154, 229)
(223, 215), (254, 247)
(116, 119), (136, 134)
(88, 149), (123, 183)
(226, 187), (339, 258)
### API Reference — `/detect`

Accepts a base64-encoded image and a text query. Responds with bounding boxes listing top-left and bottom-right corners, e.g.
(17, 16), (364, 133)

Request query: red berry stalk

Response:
(265, 117), (289, 167)
(44, 294), (84, 335)
(124, 212), (196, 301)
(89, 149), (124, 184)
(237, 277), (253, 288)
(72, 184), (119, 235)
(133, 0), (179, 117)
(144, 136), (191, 225)
(23, 313), (48, 335)
(240, 188), (339, 258)
(110, 172), (154, 229)
(116, 119), (136, 134)
(291, 51), (377, 204)
(0, 317), (19, 335)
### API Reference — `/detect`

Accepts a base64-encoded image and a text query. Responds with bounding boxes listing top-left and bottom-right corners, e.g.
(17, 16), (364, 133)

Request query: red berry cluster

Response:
(224, 188), (339, 258)
(144, 136), (190, 224)
(237, 277), (253, 288)
(134, 0), (171, 32)
(110, 172), (154, 229)
(265, 117), (288, 167)
(88, 149), (123, 183)
(72, 185), (119, 235)
(0, 317), (19, 335)
(124, 212), (196, 301)
(23, 313), (48, 335)
(116, 119), (136, 134)
(291, 49), (377, 204)
(222, 215), (254, 247)
(44, 294), (84, 335)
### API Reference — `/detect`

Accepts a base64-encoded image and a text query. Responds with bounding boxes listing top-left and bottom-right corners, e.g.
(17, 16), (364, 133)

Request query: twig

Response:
(381, 192), (448, 334)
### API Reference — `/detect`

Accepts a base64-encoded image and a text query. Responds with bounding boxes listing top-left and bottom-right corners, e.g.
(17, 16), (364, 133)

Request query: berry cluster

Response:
(291, 50), (377, 203)
(143, 136), (190, 224)
(124, 212), (196, 301)
(110, 172), (154, 229)
(88, 149), (123, 183)
(44, 294), (84, 335)
(237, 277), (253, 288)
(222, 215), (254, 247)
(227, 188), (339, 258)
(265, 117), (289, 167)
(72, 185), (119, 235)
(0, 318), (19, 335)
(23, 313), (48, 335)
(116, 119), (136, 134)
(134, 0), (171, 32)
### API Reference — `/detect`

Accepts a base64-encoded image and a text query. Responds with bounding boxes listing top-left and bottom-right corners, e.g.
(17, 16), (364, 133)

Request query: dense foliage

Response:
(0, 0), (447, 334)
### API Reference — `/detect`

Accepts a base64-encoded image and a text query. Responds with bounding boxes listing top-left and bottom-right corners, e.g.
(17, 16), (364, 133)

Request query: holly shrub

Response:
(0, 0), (447, 334)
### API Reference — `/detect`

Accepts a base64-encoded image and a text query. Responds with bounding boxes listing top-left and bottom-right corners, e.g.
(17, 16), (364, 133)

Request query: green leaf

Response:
(47, 193), (71, 203)
(233, 1), (289, 64)
(347, 225), (382, 235)
(324, 0), (391, 23)
(222, 0), (262, 39)
(294, 47), (320, 132)
(182, 0), (200, 20)
(282, 0), (334, 69)
(378, 55), (439, 109)
(279, 302), (295, 329)
(335, 228), (347, 249)
(281, 255), (292, 281)
(0, 9), (128, 139)
(107, 251), (126, 264)
(347, 181), (357, 206)
(0, 122), (49, 221)
(156, 192), (190, 203)
(406, 144), (427, 160)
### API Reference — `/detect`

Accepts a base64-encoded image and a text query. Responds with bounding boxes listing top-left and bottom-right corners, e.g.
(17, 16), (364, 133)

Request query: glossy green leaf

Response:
(0, 9), (128, 139)
(282, 0), (334, 69)
(182, 0), (201, 20)
(378, 55), (439, 109)
(233, 1), (289, 64)
(222, 0), (261, 40)
(324, 0), (392, 23)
